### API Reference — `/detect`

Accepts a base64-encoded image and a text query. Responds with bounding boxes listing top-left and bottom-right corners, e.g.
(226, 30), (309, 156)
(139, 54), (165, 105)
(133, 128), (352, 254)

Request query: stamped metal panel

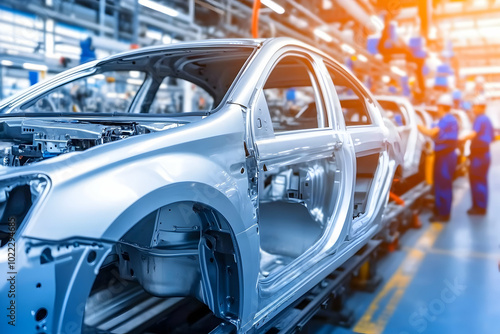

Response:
(241, 42), (357, 331)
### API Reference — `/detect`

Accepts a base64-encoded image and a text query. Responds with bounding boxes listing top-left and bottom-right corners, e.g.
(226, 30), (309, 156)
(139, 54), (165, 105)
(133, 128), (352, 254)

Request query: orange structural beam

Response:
(389, 191), (405, 206)
(252, 0), (261, 38)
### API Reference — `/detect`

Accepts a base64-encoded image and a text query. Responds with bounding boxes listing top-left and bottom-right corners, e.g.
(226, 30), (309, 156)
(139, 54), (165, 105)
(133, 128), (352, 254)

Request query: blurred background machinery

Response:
(0, 0), (500, 109)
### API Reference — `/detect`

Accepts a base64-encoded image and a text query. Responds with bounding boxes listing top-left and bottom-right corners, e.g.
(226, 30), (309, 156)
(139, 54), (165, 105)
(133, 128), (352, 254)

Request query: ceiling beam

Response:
(434, 7), (500, 20)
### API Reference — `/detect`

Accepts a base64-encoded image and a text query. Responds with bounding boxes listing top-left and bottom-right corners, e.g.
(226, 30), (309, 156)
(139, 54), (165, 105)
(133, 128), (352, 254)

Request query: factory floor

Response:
(314, 141), (500, 334)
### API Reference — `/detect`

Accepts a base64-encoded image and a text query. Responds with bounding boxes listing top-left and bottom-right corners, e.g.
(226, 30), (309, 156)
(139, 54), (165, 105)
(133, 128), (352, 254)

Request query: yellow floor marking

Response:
(354, 186), (469, 334)
(353, 224), (443, 334)
(403, 246), (500, 261)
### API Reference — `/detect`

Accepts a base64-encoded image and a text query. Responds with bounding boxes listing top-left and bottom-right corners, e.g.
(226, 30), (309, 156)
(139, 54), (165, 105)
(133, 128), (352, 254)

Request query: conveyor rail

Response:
(383, 181), (431, 224)
(209, 240), (382, 334)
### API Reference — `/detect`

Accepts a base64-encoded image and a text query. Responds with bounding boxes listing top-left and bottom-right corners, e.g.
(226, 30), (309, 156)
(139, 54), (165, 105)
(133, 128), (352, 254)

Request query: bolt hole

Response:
(36, 283), (42, 288)
(35, 308), (48, 322)
(87, 251), (97, 264)
(209, 258), (214, 263)
(240, 167), (245, 174)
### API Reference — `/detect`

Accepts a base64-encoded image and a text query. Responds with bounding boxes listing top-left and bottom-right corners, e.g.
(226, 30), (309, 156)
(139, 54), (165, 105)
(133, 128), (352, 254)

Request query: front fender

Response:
(19, 177), (260, 332)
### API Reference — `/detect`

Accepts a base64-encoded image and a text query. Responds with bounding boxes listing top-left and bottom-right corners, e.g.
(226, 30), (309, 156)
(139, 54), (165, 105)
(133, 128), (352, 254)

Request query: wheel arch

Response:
(102, 181), (260, 328)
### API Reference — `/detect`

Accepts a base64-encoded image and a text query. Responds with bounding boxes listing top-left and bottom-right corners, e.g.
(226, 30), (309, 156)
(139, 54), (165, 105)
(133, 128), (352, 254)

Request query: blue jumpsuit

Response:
(469, 114), (494, 209)
(433, 114), (459, 217)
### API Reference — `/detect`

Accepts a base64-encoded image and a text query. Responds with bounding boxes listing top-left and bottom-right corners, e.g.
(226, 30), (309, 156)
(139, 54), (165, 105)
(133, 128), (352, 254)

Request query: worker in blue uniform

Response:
(418, 94), (459, 222)
(461, 96), (494, 215)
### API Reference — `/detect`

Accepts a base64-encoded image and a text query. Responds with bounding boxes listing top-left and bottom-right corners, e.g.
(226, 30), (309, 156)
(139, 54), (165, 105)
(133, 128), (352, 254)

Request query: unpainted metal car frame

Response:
(376, 96), (426, 181)
(0, 38), (403, 333)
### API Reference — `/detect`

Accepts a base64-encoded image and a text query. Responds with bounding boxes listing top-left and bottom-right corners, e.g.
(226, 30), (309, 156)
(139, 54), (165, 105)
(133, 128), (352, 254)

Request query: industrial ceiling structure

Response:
(0, 0), (499, 98)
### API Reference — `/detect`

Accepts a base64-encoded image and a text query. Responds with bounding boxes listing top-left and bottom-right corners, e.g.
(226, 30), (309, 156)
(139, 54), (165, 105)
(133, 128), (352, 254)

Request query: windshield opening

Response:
(7, 47), (254, 115)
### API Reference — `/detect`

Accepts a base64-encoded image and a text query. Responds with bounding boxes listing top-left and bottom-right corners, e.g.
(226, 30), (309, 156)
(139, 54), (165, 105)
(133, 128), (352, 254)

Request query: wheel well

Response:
(116, 201), (242, 323)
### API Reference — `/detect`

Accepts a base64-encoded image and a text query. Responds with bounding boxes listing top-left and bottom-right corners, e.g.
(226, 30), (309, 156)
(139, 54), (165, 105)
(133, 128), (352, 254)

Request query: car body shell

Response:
(375, 96), (425, 181)
(0, 38), (402, 333)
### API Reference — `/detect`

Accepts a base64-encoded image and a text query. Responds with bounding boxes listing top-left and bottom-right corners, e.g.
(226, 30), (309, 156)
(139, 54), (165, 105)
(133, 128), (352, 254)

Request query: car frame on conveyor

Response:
(0, 37), (403, 333)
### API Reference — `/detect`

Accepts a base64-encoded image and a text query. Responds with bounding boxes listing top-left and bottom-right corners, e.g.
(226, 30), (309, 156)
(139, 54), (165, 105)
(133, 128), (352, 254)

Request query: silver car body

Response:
(0, 38), (402, 333)
(376, 96), (425, 180)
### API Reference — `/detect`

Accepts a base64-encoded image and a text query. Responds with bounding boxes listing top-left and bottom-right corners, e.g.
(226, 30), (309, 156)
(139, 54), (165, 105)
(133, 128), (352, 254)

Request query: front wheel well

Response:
(115, 201), (242, 323)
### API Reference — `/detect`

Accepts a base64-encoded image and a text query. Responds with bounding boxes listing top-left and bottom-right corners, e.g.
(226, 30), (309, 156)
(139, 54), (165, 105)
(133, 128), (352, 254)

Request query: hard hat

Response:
(473, 95), (487, 106)
(437, 94), (453, 107)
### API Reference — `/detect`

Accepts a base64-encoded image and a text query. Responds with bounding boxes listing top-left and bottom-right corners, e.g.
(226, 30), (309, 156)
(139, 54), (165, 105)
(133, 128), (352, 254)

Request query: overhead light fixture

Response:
(472, 0), (488, 7)
(358, 54), (368, 62)
(314, 28), (333, 43)
(289, 15), (308, 29)
(0, 35), (14, 43)
(55, 44), (81, 55)
(106, 92), (127, 99)
(162, 35), (172, 44)
(129, 71), (141, 78)
(382, 75), (391, 83)
(391, 66), (407, 77)
(370, 15), (385, 32)
(138, 0), (179, 17)
(146, 29), (162, 41)
(22, 63), (48, 71)
(1, 60), (13, 66)
(460, 66), (500, 76)
(46, 19), (55, 57)
(341, 43), (356, 55)
(428, 26), (438, 40)
(0, 43), (33, 53)
(261, 0), (285, 14)
(127, 78), (144, 86)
